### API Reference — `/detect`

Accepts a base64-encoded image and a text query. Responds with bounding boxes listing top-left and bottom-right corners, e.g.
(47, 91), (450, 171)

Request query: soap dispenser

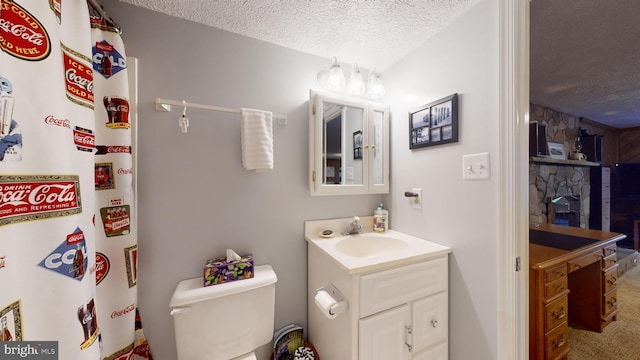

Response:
(373, 204), (389, 232)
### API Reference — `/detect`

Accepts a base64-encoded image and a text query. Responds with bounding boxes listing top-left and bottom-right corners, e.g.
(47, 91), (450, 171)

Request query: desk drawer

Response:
(545, 277), (568, 300)
(545, 264), (567, 283)
(603, 244), (617, 258)
(545, 295), (568, 332)
(603, 289), (618, 316)
(568, 250), (601, 273)
(545, 322), (568, 360)
(603, 253), (617, 270)
(603, 266), (618, 293)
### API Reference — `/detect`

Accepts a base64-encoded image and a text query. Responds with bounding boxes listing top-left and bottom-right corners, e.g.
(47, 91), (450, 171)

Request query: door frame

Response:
(498, 0), (529, 359)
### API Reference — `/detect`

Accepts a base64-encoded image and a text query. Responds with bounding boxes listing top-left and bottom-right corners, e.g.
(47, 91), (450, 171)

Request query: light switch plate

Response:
(462, 152), (491, 180)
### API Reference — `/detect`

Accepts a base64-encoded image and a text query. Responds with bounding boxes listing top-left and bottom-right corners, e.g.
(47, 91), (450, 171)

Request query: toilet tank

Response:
(170, 264), (278, 360)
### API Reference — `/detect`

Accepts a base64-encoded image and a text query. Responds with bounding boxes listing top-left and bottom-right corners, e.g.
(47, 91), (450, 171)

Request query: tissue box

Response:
(203, 254), (254, 287)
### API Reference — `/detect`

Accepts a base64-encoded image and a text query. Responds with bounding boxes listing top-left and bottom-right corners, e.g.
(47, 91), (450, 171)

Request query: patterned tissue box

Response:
(203, 254), (254, 287)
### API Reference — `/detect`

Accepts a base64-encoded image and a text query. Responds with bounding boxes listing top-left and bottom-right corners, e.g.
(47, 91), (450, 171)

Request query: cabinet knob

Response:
(431, 319), (439, 328)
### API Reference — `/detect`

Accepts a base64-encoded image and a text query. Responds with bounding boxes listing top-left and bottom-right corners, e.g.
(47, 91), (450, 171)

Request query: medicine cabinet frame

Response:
(308, 89), (390, 196)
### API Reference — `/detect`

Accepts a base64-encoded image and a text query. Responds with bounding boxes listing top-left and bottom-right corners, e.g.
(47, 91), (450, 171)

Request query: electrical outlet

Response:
(462, 152), (491, 180)
(411, 188), (422, 209)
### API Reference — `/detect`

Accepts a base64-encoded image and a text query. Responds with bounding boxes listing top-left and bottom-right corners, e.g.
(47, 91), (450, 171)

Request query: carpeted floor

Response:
(568, 252), (640, 360)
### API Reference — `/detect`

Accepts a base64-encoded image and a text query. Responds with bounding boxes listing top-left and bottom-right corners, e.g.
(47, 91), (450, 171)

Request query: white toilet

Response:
(170, 264), (278, 360)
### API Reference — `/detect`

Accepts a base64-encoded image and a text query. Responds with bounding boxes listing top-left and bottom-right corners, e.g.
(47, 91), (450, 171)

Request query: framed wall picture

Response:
(547, 141), (566, 160)
(409, 93), (458, 149)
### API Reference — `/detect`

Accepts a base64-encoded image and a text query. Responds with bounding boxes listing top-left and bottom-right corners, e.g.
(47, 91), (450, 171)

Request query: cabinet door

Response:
(412, 292), (448, 353)
(412, 341), (448, 360)
(359, 304), (411, 360)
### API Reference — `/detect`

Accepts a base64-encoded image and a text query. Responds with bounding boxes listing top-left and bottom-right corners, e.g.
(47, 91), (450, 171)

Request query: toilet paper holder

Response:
(316, 284), (348, 316)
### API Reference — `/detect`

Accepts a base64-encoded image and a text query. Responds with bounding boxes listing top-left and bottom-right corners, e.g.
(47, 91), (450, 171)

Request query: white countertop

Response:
(305, 217), (451, 274)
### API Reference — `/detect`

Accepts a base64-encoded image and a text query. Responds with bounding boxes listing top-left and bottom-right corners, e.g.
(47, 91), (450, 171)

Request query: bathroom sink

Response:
(305, 216), (451, 274)
(335, 235), (408, 258)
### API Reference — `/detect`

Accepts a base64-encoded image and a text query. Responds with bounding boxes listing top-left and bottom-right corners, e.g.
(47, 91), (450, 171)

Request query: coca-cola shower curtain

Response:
(0, 1), (151, 359)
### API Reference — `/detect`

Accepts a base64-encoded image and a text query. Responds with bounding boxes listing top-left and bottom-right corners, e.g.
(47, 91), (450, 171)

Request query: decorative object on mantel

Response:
(547, 141), (565, 160)
(409, 93), (458, 149)
(571, 132), (587, 161)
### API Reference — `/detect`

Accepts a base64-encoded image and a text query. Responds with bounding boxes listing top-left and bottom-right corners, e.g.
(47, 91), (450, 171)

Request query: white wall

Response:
(384, 1), (500, 359)
(102, 1), (383, 358)
(103, 1), (502, 359)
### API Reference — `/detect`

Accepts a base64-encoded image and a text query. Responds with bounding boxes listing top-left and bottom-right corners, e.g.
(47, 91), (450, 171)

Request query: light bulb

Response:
(366, 69), (386, 100)
(326, 57), (345, 91)
(347, 64), (365, 96)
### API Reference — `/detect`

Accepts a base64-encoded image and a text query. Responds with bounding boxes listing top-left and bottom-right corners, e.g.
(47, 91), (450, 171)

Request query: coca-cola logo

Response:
(62, 43), (94, 109)
(44, 115), (71, 129)
(95, 252), (109, 285)
(66, 229), (85, 245)
(73, 126), (95, 152)
(111, 303), (135, 319)
(95, 145), (131, 155)
(117, 168), (133, 175)
(0, 0), (51, 61)
(74, 133), (95, 145)
(0, 175), (81, 227)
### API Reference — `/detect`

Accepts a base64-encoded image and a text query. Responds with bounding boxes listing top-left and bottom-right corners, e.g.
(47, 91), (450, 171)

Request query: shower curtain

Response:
(0, 1), (151, 359)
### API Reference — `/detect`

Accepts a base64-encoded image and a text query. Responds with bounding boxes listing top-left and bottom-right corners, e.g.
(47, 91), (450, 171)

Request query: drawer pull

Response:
(404, 325), (413, 352)
(608, 298), (618, 307)
(431, 319), (439, 328)
(608, 277), (618, 285)
(553, 334), (566, 348)
(556, 284), (565, 291)
(552, 307), (566, 320)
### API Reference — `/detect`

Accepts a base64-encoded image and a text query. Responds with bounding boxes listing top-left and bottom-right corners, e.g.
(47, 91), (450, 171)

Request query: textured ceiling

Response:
(531, 0), (640, 129)
(118, 0), (482, 71)
(117, 0), (640, 129)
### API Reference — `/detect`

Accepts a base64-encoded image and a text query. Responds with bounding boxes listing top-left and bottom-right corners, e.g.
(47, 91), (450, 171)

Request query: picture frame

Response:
(353, 130), (363, 159)
(547, 141), (566, 160)
(409, 93), (458, 149)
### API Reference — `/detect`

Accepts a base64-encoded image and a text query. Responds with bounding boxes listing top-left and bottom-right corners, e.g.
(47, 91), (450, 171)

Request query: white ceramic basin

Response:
(334, 235), (409, 258)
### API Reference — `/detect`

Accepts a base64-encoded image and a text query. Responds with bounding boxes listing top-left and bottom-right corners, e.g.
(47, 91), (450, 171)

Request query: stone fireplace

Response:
(529, 162), (591, 227)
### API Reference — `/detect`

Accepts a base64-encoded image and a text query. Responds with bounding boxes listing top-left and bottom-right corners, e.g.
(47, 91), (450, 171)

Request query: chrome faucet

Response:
(342, 216), (363, 235)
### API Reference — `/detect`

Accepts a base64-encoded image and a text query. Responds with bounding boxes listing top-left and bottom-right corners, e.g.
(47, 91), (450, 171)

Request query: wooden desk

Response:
(529, 224), (626, 360)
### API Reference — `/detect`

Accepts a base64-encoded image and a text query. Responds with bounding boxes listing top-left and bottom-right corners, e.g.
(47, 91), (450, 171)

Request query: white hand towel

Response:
(241, 108), (273, 172)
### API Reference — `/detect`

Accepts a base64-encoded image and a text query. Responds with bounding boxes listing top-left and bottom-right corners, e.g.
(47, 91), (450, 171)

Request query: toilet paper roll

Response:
(314, 290), (338, 319)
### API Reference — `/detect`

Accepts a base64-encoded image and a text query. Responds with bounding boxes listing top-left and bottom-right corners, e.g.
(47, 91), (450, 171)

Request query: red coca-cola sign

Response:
(95, 252), (109, 285)
(95, 145), (131, 155)
(67, 229), (85, 245)
(0, 175), (82, 227)
(62, 43), (94, 109)
(73, 126), (95, 152)
(0, 0), (51, 61)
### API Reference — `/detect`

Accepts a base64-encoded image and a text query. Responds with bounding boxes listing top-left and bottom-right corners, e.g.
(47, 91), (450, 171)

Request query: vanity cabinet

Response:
(308, 89), (389, 196)
(307, 245), (449, 360)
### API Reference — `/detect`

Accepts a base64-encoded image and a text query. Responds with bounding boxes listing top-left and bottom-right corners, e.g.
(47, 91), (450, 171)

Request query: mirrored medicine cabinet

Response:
(309, 89), (390, 196)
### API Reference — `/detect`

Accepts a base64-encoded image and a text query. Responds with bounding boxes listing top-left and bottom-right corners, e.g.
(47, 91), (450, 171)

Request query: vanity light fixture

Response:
(317, 57), (386, 100)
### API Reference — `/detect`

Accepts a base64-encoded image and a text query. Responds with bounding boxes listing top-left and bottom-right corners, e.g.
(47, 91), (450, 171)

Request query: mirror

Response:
(309, 90), (389, 196)
(322, 101), (364, 185)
